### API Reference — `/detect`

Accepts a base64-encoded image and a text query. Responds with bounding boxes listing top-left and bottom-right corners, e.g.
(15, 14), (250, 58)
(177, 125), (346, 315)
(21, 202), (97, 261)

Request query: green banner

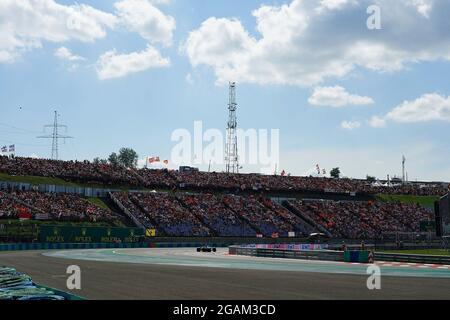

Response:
(420, 221), (436, 232)
(39, 226), (144, 243)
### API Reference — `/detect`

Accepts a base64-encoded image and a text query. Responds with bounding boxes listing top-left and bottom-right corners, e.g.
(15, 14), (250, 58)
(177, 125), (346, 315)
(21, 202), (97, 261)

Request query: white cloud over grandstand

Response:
(308, 86), (374, 107)
(96, 45), (170, 80)
(369, 93), (450, 127)
(114, 0), (176, 46)
(368, 115), (386, 128)
(0, 0), (174, 79)
(386, 93), (450, 123)
(182, 0), (450, 86)
(341, 120), (361, 130)
(0, 0), (117, 63)
(54, 47), (85, 62)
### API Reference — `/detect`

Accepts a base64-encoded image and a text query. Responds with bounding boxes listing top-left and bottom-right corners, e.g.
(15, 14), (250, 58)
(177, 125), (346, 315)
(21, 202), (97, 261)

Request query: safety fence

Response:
(374, 252), (450, 265)
(229, 246), (450, 265)
(228, 246), (344, 262)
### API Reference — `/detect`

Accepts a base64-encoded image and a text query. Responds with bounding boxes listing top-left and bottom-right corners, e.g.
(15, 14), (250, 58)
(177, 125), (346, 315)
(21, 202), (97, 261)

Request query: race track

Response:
(1, 248), (450, 300)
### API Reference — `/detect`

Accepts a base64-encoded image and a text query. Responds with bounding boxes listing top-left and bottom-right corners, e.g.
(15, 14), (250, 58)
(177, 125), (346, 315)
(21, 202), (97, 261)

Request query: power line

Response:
(0, 122), (42, 134)
(37, 110), (74, 160)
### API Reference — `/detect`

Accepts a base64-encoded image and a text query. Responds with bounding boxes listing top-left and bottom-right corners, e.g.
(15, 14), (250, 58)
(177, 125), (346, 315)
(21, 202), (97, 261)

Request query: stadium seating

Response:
(0, 186), (435, 239)
(128, 192), (212, 236)
(287, 199), (432, 239)
(177, 193), (257, 236)
(1, 155), (447, 196)
(0, 190), (121, 223)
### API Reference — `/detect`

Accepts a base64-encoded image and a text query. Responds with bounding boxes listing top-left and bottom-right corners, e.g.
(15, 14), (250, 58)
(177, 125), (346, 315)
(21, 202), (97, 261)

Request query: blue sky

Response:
(0, 0), (449, 181)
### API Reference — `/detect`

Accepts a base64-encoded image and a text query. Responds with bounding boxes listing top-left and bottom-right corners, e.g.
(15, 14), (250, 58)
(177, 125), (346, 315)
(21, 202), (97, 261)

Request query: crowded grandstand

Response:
(0, 155), (446, 241)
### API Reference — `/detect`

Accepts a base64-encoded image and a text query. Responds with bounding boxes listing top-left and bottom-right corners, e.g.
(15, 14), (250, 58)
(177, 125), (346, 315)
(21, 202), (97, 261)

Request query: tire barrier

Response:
(0, 266), (83, 300)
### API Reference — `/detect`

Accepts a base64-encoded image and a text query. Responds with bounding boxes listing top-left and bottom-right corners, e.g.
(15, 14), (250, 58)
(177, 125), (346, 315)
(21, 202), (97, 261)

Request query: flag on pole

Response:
(1, 146), (7, 153)
(8, 145), (15, 152)
(148, 156), (161, 164)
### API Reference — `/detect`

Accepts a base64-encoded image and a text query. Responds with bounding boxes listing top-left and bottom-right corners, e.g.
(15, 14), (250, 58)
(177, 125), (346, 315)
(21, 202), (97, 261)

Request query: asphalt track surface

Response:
(1, 248), (450, 300)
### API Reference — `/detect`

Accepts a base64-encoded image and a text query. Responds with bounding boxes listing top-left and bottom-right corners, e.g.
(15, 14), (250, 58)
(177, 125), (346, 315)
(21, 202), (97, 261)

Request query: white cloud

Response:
(316, 0), (357, 13)
(185, 73), (194, 85)
(182, 17), (256, 85)
(386, 93), (450, 123)
(0, 0), (117, 63)
(114, 0), (175, 46)
(341, 120), (361, 130)
(54, 46), (85, 61)
(369, 115), (386, 128)
(183, 0), (450, 87)
(308, 86), (374, 107)
(369, 93), (450, 127)
(96, 45), (170, 80)
(409, 0), (433, 18)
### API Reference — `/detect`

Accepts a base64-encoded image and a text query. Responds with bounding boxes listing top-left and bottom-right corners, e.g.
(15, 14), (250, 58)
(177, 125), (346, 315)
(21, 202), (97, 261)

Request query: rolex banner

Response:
(39, 226), (144, 243)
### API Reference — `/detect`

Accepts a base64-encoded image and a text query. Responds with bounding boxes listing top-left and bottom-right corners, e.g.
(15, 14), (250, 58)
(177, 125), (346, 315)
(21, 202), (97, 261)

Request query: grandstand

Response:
(1, 155), (448, 196)
(0, 154), (446, 241)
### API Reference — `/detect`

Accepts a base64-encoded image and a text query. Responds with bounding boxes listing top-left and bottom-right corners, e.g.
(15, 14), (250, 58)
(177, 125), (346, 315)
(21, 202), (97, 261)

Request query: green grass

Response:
(381, 249), (450, 256)
(87, 197), (109, 210)
(376, 194), (439, 209)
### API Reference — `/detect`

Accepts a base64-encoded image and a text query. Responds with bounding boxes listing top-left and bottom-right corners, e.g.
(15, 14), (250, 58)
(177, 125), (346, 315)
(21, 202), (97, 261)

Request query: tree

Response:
(118, 147), (138, 168)
(330, 167), (341, 179)
(108, 152), (120, 166)
(93, 157), (107, 165)
(366, 175), (376, 182)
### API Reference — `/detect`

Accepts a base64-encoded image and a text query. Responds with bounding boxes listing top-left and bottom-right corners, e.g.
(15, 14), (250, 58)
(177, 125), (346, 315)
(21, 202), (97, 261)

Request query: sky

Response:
(0, 0), (450, 181)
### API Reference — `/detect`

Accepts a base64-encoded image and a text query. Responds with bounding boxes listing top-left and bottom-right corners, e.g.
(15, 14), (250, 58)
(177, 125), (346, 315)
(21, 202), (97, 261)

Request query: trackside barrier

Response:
(0, 242), (230, 251)
(229, 246), (344, 262)
(344, 250), (371, 263)
(374, 252), (450, 265)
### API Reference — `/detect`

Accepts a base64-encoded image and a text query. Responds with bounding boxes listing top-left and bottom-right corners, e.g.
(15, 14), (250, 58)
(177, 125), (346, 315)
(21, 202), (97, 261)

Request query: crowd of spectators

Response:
(112, 192), (315, 237)
(110, 192), (155, 229)
(128, 192), (211, 236)
(0, 191), (27, 218)
(0, 190), (119, 223)
(178, 193), (256, 236)
(223, 195), (297, 237)
(0, 156), (141, 187)
(287, 200), (432, 239)
(1, 155), (448, 196)
(1, 181), (436, 239)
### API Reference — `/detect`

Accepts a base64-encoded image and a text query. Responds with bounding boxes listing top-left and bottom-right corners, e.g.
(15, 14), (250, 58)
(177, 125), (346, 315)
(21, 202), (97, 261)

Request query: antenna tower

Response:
(37, 111), (73, 160)
(225, 82), (239, 173)
(402, 155), (406, 184)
